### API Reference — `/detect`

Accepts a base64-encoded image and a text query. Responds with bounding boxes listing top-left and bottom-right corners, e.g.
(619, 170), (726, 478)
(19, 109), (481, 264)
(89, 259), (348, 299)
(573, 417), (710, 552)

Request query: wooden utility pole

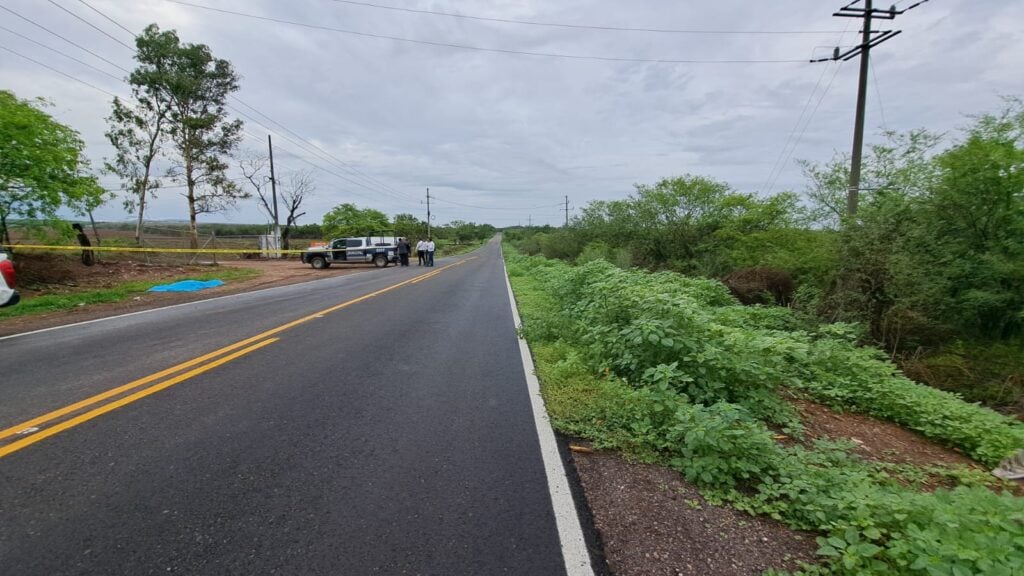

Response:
(563, 195), (570, 227)
(848, 0), (873, 217)
(426, 187), (431, 237)
(813, 0), (929, 216)
(267, 135), (280, 254)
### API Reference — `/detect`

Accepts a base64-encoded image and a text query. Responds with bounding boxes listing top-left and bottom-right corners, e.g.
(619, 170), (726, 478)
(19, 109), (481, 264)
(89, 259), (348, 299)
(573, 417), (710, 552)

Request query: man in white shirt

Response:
(415, 239), (427, 266)
(426, 238), (436, 267)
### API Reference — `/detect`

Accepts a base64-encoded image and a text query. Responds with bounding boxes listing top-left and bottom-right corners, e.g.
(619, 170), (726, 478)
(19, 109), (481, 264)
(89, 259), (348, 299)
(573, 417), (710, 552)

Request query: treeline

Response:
(507, 99), (1024, 409)
(316, 203), (495, 245)
(94, 216), (496, 243)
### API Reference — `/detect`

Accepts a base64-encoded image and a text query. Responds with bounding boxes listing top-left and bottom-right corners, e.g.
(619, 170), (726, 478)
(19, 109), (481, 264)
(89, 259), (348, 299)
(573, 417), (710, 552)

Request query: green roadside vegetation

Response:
(505, 248), (1024, 575)
(438, 239), (486, 258)
(0, 267), (259, 319)
(504, 98), (1024, 414)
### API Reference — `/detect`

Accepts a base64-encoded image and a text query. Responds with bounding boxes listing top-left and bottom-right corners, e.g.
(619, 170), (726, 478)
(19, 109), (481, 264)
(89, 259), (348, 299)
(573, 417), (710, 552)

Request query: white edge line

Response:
(0, 267), (385, 342)
(502, 256), (595, 576)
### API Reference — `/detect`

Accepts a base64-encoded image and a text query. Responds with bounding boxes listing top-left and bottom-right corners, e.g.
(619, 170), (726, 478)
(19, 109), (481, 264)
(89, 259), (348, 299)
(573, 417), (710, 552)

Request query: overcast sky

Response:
(2, 0), (1022, 228)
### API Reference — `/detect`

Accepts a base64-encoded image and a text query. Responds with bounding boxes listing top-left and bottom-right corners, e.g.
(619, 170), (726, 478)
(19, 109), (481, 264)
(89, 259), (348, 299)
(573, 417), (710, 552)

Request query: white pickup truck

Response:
(1, 251), (19, 307)
(301, 236), (399, 269)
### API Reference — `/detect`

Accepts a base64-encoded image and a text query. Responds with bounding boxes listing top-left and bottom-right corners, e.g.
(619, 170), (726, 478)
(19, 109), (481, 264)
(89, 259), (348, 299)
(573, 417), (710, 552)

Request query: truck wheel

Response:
(310, 256), (327, 269)
(373, 254), (388, 268)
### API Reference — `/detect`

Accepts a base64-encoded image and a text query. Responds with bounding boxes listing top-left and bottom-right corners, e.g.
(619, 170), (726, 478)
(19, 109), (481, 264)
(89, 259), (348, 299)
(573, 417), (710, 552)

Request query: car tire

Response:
(373, 254), (388, 268)
(310, 256), (327, 269)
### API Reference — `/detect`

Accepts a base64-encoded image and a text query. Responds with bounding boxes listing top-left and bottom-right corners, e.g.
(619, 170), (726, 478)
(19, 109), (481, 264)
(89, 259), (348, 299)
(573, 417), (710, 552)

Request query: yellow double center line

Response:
(0, 258), (474, 459)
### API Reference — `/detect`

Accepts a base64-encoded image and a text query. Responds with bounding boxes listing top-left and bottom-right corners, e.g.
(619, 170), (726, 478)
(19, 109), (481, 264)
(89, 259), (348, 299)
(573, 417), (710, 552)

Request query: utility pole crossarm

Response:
(809, 30), (901, 63)
(833, 0), (930, 19)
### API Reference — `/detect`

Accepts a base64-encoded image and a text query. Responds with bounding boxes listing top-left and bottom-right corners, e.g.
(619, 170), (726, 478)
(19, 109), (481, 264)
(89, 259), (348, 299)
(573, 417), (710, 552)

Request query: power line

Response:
(71, 0), (420, 205)
(327, 0), (847, 35)
(815, 0), (931, 215)
(765, 59), (845, 195)
(18, 0), (418, 208)
(761, 18), (853, 194)
(0, 44), (119, 97)
(2, 22), (417, 213)
(228, 105), (408, 204)
(231, 103), (420, 204)
(870, 57), (888, 132)
(760, 62), (832, 194)
(0, 29), (381, 207)
(165, 1), (807, 64)
(45, 0), (135, 51)
(74, 0), (136, 37)
(228, 96), (418, 202)
(0, 4), (129, 74)
(430, 196), (563, 211)
(0, 24), (123, 82)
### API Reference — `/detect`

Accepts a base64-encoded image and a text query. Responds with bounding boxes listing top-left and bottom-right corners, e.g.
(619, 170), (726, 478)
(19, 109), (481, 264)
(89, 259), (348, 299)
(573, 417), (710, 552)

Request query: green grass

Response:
(0, 267), (260, 319)
(438, 240), (486, 257)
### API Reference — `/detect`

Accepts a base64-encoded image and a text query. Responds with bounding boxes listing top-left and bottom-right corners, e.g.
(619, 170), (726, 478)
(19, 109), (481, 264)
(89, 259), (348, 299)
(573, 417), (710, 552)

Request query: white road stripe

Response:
(502, 256), (595, 576)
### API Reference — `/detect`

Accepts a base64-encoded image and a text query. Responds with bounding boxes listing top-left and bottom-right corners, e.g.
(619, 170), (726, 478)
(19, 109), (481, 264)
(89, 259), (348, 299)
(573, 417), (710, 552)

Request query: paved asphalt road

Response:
(0, 239), (581, 575)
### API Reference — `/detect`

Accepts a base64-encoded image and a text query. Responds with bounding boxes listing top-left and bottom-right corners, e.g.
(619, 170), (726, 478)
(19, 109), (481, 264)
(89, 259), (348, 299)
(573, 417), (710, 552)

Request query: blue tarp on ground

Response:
(148, 279), (224, 292)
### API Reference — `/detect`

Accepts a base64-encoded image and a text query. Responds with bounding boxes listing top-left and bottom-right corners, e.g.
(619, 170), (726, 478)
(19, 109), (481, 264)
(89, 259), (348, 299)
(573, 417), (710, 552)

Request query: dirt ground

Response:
(3, 254), (994, 575)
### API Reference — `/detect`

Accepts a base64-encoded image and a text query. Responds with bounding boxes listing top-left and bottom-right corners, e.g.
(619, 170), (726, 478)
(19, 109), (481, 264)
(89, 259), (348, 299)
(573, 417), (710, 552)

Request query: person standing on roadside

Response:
(426, 237), (436, 267)
(397, 237), (411, 267)
(416, 238), (427, 266)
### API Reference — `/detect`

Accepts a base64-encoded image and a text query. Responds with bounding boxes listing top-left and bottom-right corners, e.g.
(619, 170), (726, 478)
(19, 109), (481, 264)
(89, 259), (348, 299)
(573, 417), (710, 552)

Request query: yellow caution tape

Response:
(0, 244), (310, 255)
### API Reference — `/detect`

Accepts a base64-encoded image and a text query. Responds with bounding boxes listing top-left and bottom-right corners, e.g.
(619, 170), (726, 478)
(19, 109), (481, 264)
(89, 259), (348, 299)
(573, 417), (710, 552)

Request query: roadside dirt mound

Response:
(792, 398), (978, 468)
(14, 252), (191, 292)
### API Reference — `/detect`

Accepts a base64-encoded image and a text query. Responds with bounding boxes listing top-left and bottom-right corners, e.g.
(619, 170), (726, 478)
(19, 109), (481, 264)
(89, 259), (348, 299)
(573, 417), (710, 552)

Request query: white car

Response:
(0, 251), (19, 307)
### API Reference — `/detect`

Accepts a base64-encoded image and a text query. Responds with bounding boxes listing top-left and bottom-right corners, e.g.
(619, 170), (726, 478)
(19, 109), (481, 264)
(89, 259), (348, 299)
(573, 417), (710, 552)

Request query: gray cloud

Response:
(1, 0), (1021, 227)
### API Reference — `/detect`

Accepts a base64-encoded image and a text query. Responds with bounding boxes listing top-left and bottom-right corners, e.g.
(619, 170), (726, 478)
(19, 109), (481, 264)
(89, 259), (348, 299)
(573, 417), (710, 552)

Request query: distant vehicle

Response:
(301, 235), (399, 269)
(0, 251), (20, 307)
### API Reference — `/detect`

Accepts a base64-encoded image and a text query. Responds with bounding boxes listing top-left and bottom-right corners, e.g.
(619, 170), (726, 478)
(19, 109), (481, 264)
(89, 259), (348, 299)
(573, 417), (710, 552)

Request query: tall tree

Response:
(131, 24), (246, 248)
(393, 212), (424, 240)
(239, 149), (273, 220)
(105, 48), (171, 244)
(280, 170), (313, 250)
(239, 152), (313, 250)
(322, 203), (388, 238)
(0, 90), (105, 245)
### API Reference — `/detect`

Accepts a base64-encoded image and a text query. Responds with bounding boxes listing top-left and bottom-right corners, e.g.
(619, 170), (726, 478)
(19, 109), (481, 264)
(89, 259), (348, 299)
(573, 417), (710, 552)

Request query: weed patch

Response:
(506, 248), (1024, 575)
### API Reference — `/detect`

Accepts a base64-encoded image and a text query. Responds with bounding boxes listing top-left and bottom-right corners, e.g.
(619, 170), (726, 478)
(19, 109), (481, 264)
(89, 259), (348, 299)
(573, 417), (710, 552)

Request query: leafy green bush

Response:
(575, 240), (633, 269)
(514, 253), (1024, 465)
(505, 247), (1024, 575)
(664, 402), (782, 487)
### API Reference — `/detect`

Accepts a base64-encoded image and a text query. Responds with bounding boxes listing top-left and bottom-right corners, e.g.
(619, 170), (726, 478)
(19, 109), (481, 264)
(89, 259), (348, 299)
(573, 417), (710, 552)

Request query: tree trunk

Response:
(88, 209), (102, 247)
(185, 154), (198, 250)
(188, 196), (198, 250)
(134, 179), (147, 245)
